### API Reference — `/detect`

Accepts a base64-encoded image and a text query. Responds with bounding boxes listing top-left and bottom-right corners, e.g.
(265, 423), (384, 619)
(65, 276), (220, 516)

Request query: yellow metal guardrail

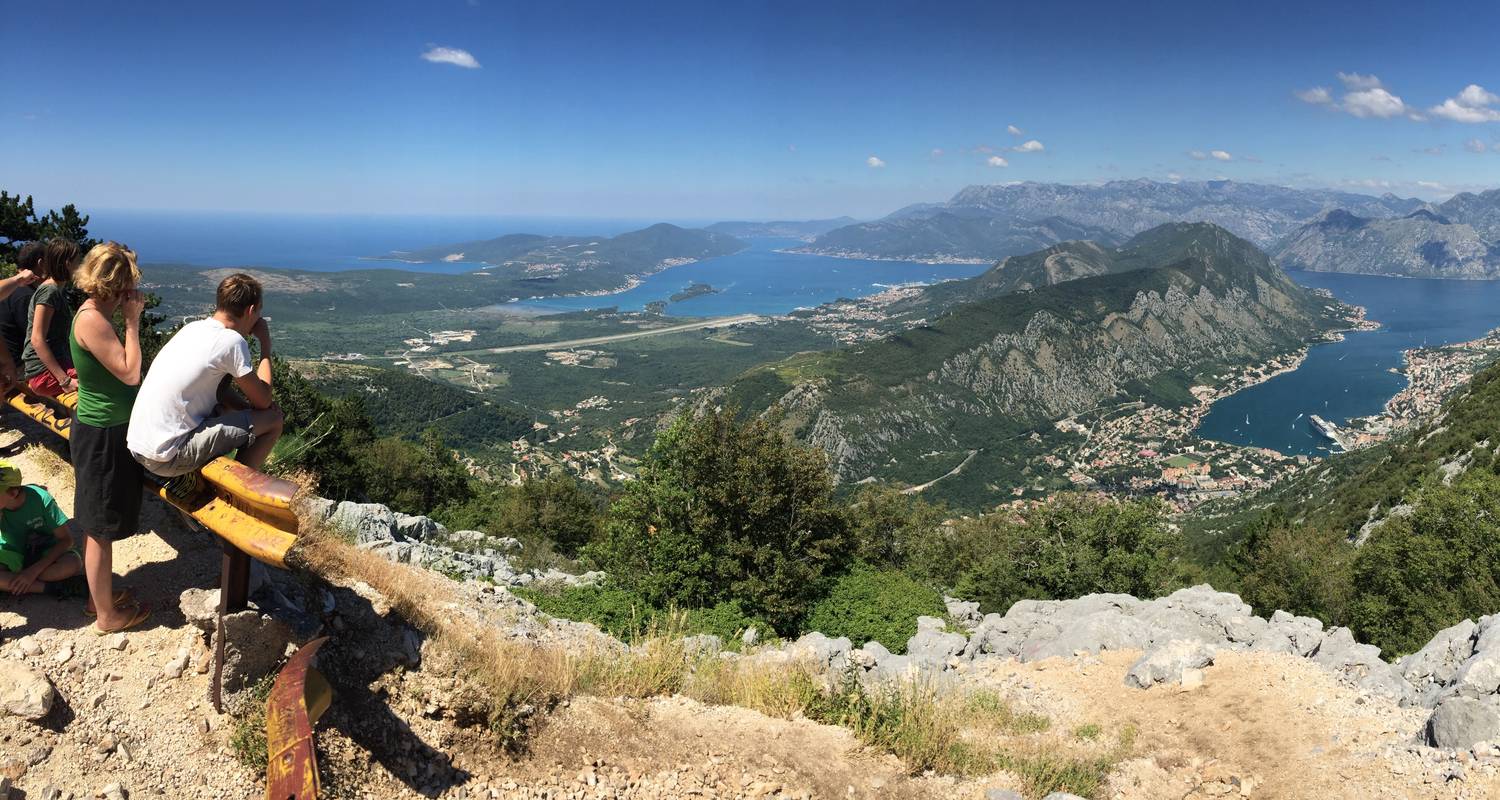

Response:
(5, 388), (324, 798)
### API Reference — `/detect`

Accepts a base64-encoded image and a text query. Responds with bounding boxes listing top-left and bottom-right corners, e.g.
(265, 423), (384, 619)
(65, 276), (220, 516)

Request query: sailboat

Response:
(1244, 414), (1250, 425)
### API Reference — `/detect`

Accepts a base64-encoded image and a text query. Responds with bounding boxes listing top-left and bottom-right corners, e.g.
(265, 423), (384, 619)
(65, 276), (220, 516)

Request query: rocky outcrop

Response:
(302, 497), (603, 589)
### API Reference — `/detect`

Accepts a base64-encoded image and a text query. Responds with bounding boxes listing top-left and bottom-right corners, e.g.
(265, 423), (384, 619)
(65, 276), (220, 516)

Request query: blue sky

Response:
(4, 0), (1500, 220)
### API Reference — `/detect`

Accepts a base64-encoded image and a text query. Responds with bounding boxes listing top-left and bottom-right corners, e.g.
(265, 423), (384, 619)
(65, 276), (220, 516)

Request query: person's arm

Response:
(0, 269), (38, 302)
(0, 347), (17, 389)
(75, 294), (144, 386)
(29, 301), (73, 392)
(8, 521), (74, 596)
(231, 318), (274, 410)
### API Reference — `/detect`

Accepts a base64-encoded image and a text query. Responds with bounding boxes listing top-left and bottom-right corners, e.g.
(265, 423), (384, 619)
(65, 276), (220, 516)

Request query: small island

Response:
(669, 283), (722, 303)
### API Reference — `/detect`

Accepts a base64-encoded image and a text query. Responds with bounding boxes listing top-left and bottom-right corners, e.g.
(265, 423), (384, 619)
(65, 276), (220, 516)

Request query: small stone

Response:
(161, 652), (189, 680)
(100, 783), (128, 800)
(1180, 667), (1206, 691)
(0, 755), (26, 780)
(105, 633), (128, 651)
(0, 659), (56, 720)
(986, 790), (1025, 800)
(17, 636), (41, 656)
(27, 744), (52, 766)
(96, 734), (118, 755)
(52, 644), (73, 664)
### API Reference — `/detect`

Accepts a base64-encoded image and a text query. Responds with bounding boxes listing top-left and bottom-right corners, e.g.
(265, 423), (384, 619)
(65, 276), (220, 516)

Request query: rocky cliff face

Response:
(1275, 193), (1500, 278)
(739, 224), (1335, 495)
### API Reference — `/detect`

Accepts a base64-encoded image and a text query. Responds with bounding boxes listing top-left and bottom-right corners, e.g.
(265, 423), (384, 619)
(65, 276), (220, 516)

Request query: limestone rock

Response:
(393, 512), (443, 542)
(1125, 640), (1215, 689)
(0, 658), (55, 720)
(330, 501), (396, 545)
(1426, 696), (1500, 749)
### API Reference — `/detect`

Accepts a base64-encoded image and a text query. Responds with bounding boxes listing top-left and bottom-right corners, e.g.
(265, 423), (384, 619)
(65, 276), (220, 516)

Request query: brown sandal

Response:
(92, 603), (151, 634)
(84, 590), (134, 617)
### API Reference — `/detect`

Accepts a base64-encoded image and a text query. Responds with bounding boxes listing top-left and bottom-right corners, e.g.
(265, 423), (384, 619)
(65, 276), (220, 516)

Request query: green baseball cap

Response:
(0, 460), (22, 491)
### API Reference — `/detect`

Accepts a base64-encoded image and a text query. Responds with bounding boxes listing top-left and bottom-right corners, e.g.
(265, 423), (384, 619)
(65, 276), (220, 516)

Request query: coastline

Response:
(774, 247), (991, 266)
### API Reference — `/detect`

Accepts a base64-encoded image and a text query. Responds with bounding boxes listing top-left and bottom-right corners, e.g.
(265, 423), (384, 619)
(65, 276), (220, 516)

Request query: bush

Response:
(847, 485), (948, 569)
(516, 582), (769, 647)
(441, 473), (604, 559)
(587, 407), (854, 633)
(802, 566), (945, 653)
(934, 494), (1181, 614)
(1347, 471), (1500, 655)
(1224, 508), (1353, 624)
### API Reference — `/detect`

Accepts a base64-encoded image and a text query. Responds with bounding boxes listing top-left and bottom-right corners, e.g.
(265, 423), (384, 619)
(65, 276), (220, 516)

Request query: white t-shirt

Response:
(127, 318), (254, 461)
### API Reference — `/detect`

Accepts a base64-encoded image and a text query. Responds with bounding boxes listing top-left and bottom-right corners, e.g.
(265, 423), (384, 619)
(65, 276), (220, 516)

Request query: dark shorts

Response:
(70, 418), (143, 541)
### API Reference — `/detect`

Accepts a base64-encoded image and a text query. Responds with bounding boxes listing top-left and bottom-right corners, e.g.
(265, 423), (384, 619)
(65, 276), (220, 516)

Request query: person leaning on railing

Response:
(70, 241), (150, 633)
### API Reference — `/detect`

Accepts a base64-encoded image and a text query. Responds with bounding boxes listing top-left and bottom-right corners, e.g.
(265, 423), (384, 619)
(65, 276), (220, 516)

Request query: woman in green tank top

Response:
(69, 242), (151, 633)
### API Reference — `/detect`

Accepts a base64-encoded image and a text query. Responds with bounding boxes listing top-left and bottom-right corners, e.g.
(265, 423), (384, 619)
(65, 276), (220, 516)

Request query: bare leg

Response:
(85, 536), (131, 628)
(0, 553), (80, 594)
(235, 406), (285, 470)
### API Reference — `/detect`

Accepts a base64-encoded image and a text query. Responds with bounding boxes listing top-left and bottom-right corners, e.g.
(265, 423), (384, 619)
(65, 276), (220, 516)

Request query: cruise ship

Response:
(1308, 414), (1345, 450)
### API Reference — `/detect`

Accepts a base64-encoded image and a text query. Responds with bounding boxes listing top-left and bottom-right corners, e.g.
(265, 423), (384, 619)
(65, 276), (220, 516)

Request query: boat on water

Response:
(1308, 414), (1345, 450)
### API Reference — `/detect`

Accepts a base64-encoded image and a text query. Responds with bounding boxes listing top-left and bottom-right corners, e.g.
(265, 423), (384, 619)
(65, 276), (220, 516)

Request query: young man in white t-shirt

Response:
(127, 274), (284, 478)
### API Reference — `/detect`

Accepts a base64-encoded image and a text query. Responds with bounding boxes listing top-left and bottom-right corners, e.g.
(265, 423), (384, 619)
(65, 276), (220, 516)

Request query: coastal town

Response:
(1342, 326), (1500, 447)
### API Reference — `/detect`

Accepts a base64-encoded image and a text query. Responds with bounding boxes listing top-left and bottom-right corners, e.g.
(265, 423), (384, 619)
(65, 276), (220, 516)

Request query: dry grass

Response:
(22, 441), (73, 487)
(291, 519), (1129, 795)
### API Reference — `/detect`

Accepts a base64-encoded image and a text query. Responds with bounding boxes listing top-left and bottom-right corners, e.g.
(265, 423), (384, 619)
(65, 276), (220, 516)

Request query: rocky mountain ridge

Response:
(795, 179), (1425, 259)
(731, 223), (1339, 504)
(1275, 190), (1500, 278)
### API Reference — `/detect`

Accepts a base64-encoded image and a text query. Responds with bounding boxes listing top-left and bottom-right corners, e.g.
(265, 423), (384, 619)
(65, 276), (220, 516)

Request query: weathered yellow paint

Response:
(4, 390), (299, 567)
(265, 637), (330, 800)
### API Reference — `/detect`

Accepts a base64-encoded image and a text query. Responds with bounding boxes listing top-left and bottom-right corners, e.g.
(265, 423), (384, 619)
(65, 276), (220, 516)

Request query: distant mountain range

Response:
(791, 180), (1426, 262)
(392, 223), (743, 275)
(789, 213), (1122, 263)
(705, 218), (858, 240)
(727, 223), (1342, 507)
(1275, 190), (1500, 278)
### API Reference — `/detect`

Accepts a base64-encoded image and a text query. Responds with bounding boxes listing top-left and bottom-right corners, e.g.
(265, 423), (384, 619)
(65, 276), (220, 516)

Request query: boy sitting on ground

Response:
(127, 273), (283, 484)
(0, 459), (86, 599)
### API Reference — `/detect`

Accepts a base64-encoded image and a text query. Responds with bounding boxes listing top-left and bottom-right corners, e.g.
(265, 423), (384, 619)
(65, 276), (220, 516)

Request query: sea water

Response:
(1195, 271), (1500, 456)
(513, 238), (989, 316)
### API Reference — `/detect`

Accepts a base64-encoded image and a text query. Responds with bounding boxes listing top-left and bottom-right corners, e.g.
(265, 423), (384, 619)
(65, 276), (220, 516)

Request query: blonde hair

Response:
(74, 242), (140, 299)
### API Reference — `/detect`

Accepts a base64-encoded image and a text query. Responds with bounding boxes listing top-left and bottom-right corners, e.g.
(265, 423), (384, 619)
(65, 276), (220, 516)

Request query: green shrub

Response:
(516, 582), (770, 648)
(587, 407), (854, 633)
(932, 494), (1182, 614)
(802, 565), (945, 653)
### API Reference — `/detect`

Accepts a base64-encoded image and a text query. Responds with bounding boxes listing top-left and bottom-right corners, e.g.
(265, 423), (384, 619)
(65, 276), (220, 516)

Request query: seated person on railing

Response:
(0, 459), (89, 601)
(0, 241), (43, 390)
(21, 239), (82, 398)
(127, 273), (283, 485)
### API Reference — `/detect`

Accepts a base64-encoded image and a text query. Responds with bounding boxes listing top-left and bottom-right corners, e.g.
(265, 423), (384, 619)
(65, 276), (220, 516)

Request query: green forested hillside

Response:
(728, 223), (1339, 508)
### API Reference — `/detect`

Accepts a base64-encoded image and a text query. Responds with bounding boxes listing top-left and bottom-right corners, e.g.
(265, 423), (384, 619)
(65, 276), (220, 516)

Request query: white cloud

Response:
(1466, 138), (1489, 154)
(866, 156), (886, 168)
(1210, 150), (1232, 161)
(1296, 86), (1333, 105)
(421, 46), (481, 69)
(987, 155), (1009, 168)
(1417, 180), (1447, 191)
(1342, 86), (1409, 118)
(1166, 172), (1183, 182)
(1188, 150), (1208, 160)
(1338, 72), (1384, 90)
(1012, 140), (1044, 153)
(1429, 84), (1500, 123)
(1007, 124), (1023, 136)
(929, 148), (944, 158)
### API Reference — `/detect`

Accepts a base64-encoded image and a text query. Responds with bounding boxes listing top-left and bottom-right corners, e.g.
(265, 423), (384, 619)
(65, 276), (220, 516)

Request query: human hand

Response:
(10, 564), (40, 595)
(122, 290), (146, 320)
(251, 316), (271, 353)
(14, 268), (39, 286)
(59, 374), (76, 394)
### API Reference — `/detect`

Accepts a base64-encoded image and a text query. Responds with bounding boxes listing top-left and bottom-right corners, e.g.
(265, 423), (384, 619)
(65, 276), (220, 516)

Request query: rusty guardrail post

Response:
(265, 637), (332, 800)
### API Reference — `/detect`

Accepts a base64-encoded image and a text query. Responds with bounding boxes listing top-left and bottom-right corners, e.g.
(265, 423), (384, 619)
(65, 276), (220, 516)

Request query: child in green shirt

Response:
(0, 459), (85, 598)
